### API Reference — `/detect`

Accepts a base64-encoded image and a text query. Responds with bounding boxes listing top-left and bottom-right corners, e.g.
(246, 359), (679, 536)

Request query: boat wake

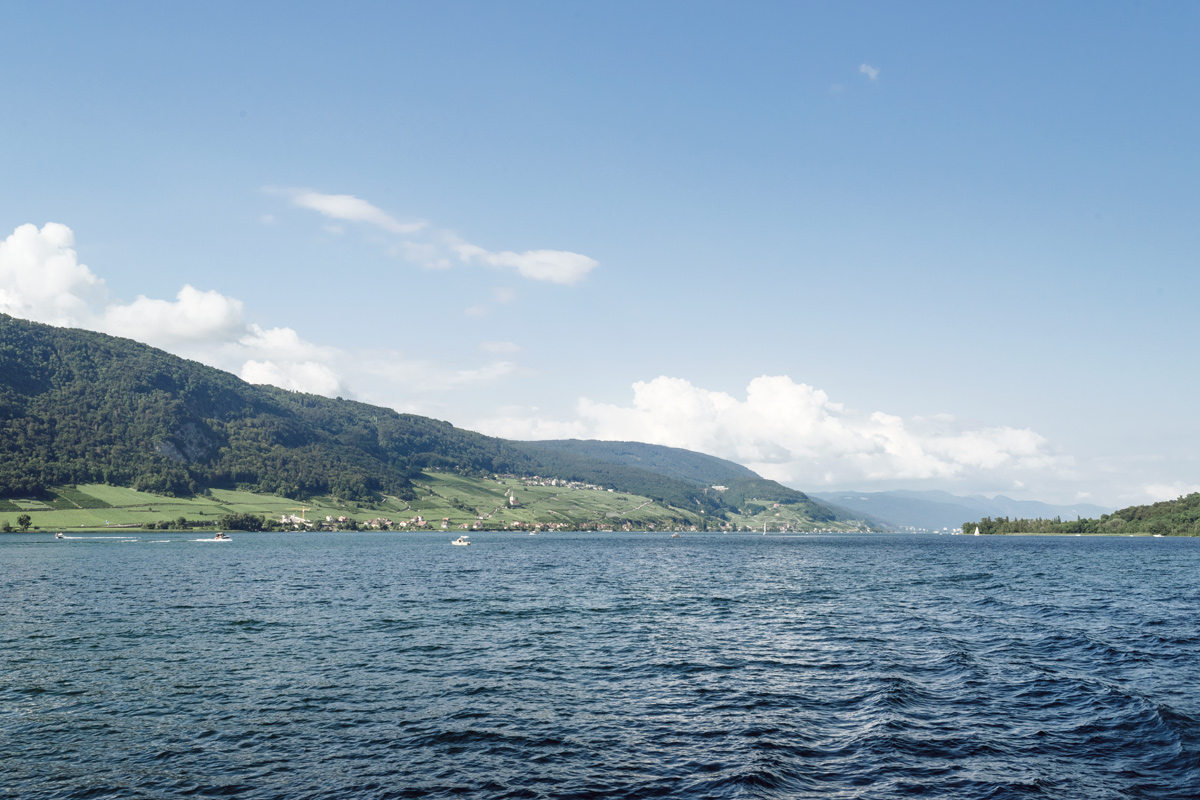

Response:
(56, 535), (138, 541)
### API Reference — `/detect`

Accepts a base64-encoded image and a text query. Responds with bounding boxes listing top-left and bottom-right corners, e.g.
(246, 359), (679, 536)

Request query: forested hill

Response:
(965, 492), (1200, 536)
(0, 314), (852, 523)
(526, 439), (757, 485)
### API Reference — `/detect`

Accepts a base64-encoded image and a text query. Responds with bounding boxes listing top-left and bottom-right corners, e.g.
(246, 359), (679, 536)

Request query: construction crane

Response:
(287, 507), (311, 521)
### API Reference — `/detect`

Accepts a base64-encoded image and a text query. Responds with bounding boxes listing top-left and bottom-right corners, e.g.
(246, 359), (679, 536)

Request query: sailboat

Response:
(973, 526), (981, 536)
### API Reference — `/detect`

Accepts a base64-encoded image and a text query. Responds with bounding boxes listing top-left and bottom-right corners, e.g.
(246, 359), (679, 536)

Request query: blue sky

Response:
(2, 1), (1197, 506)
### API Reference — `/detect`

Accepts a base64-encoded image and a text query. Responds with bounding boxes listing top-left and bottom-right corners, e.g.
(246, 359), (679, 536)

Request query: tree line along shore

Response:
(964, 492), (1200, 536)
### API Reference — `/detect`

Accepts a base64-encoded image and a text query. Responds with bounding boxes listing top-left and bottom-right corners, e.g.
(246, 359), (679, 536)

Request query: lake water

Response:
(2, 532), (1198, 799)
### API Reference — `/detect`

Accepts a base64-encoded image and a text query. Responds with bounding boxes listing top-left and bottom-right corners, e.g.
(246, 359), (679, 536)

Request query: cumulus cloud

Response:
(860, 63), (880, 80)
(0, 223), (107, 326)
(240, 359), (347, 397)
(237, 323), (340, 363)
(284, 189), (597, 285)
(1143, 482), (1200, 502)
(1, 221), (525, 402)
(479, 375), (1069, 490)
(101, 285), (246, 346)
(0, 222), (350, 397)
(291, 191), (427, 234)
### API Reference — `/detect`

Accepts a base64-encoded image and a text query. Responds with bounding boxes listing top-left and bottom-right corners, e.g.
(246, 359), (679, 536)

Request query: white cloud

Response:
(0, 221), (354, 399)
(240, 359), (347, 396)
(291, 191), (427, 234)
(0, 222), (107, 326)
(237, 323), (340, 363)
(283, 189), (597, 285)
(860, 63), (880, 80)
(454, 243), (597, 286)
(478, 375), (1070, 491)
(1143, 482), (1200, 502)
(101, 285), (246, 346)
(1, 221), (525, 406)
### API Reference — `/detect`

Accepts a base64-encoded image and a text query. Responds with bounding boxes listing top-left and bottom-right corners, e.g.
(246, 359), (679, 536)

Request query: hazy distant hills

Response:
(0, 314), (860, 526)
(811, 489), (1115, 531)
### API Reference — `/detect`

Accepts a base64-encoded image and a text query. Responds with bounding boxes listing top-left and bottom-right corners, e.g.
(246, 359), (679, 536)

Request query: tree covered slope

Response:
(0, 314), (856, 525)
(526, 439), (757, 485)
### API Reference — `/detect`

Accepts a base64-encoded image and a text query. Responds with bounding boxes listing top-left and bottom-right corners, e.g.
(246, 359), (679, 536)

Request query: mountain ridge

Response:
(0, 314), (861, 527)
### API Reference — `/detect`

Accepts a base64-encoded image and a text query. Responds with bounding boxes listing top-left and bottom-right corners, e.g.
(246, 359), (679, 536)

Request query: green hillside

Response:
(0, 314), (871, 530)
(527, 439), (757, 485)
(0, 474), (871, 534)
(0, 314), (722, 510)
(965, 492), (1200, 536)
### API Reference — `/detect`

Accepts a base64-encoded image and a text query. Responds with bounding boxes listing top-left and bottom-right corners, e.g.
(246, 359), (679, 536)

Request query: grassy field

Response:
(0, 474), (871, 533)
(0, 484), (354, 531)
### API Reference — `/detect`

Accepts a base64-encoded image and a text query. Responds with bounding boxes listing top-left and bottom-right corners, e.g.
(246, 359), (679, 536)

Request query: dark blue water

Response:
(2, 532), (1198, 799)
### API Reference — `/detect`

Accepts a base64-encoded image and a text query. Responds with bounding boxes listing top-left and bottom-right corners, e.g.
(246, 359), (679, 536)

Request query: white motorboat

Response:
(55, 532), (64, 539)
(452, 535), (471, 546)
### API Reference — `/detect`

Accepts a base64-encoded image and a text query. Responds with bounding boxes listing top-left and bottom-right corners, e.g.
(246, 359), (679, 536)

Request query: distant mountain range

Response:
(810, 489), (1115, 531)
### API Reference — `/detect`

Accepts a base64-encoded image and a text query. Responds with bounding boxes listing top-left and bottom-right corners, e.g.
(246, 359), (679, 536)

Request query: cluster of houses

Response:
(509, 475), (615, 493)
(277, 513), (397, 531)
(274, 507), (583, 533)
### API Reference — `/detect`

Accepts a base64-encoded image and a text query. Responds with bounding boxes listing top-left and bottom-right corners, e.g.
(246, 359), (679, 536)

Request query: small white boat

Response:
(973, 526), (981, 536)
(452, 535), (471, 546)
(671, 532), (680, 538)
(211, 532), (232, 541)
(55, 532), (64, 539)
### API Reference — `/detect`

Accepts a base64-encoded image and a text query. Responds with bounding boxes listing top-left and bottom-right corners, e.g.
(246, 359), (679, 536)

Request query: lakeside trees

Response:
(965, 493), (1200, 536)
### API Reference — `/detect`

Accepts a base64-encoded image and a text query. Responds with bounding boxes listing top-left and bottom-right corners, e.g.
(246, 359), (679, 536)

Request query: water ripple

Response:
(2, 532), (1198, 798)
